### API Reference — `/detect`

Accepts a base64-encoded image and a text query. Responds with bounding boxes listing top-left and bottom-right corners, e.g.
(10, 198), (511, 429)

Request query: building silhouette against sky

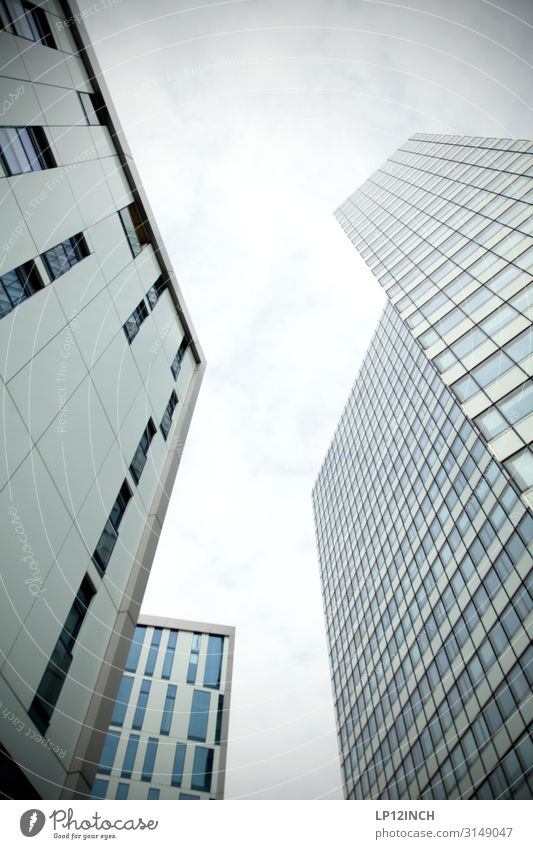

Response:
(91, 616), (235, 801)
(313, 135), (532, 800)
(0, 1), (204, 799)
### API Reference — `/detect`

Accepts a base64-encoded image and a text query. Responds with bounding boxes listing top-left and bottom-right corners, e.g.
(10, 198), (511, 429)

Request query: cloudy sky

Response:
(83, 0), (533, 799)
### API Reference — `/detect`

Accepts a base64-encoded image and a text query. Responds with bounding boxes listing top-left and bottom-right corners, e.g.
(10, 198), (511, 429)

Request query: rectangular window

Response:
(215, 695), (224, 744)
(0, 261), (43, 320)
(121, 734), (140, 779)
(124, 626), (146, 673)
(160, 391), (178, 440)
(161, 630), (178, 679)
(188, 690), (211, 742)
(28, 576), (94, 733)
(171, 337), (188, 379)
(146, 275), (167, 309)
(78, 91), (101, 126)
(179, 793), (200, 800)
(90, 779), (109, 800)
(0, 125), (55, 175)
(132, 679), (151, 730)
(203, 635), (224, 689)
(2, 0), (56, 46)
(42, 233), (90, 281)
(110, 675), (134, 727)
(187, 633), (201, 684)
(160, 684), (177, 736)
(123, 299), (148, 344)
(144, 629), (162, 676)
(129, 419), (156, 484)
(115, 783), (129, 800)
(171, 743), (187, 787)
(92, 480), (132, 575)
(98, 730), (121, 774)
(119, 204), (149, 257)
(147, 788), (160, 799)
(191, 747), (214, 793)
(141, 738), (158, 783)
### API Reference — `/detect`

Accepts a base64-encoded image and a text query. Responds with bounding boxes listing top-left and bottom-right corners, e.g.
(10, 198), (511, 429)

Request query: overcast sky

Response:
(84, 0), (533, 799)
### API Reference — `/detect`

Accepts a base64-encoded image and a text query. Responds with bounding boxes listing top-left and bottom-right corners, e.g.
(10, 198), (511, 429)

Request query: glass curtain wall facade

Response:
(91, 617), (235, 800)
(335, 135), (533, 509)
(313, 304), (532, 800)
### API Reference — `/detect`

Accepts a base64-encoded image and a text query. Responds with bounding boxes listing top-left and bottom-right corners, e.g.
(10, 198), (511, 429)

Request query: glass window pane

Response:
(188, 690), (211, 741)
(121, 734), (140, 779)
(203, 635), (224, 688)
(171, 743), (187, 787)
(98, 730), (121, 774)
(141, 737), (158, 782)
(191, 746), (214, 793)
(110, 675), (134, 726)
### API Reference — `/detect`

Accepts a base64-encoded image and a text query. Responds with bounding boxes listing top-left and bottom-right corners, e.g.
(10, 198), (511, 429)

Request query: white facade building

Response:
(0, 1), (204, 799)
(91, 617), (235, 800)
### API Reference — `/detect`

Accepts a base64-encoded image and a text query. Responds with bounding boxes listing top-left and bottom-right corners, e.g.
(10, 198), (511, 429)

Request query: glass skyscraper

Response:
(313, 135), (532, 800)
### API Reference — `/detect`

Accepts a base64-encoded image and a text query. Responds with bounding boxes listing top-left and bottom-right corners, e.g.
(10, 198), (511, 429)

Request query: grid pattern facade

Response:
(91, 618), (234, 800)
(335, 135), (533, 509)
(313, 304), (532, 800)
(0, 1), (203, 799)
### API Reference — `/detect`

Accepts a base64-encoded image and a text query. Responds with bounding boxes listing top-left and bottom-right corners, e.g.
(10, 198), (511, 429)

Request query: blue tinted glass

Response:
(179, 793), (200, 800)
(141, 737), (158, 782)
(121, 734), (140, 778)
(98, 730), (121, 774)
(162, 630), (178, 679)
(171, 743), (187, 787)
(188, 690), (211, 741)
(91, 779), (109, 800)
(187, 634), (201, 684)
(144, 629), (162, 676)
(160, 684), (177, 735)
(115, 782), (129, 800)
(215, 694), (224, 744)
(125, 626), (146, 672)
(148, 788), (160, 799)
(132, 680), (151, 730)
(191, 746), (214, 793)
(110, 676), (134, 726)
(203, 636), (224, 688)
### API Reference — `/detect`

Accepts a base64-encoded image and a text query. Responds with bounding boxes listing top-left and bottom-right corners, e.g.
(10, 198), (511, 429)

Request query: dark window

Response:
(147, 788), (160, 799)
(129, 419), (156, 484)
(179, 793), (200, 800)
(28, 576), (94, 733)
(171, 743), (187, 787)
(91, 779), (108, 800)
(132, 680), (151, 730)
(146, 275), (167, 309)
(160, 684), (177, 736)
(3, 0), (56, 46)
(123, 299), (148, 344)
(124, 626), (146, 673)
(78, 91), (101, 126)
(141, 737), (158, 782)
(92, 481), (132, 575)
(42, 233), (89, 281)
(0, 125), (55, 175)
(191, 747), (214, 793)
(121, 734), (140, 779)
(110, 675), (134, 727)
(188, 690), (211, 742)
(171, 337), (188, 379)
(119, 204), (149, 257)
(187, 633), (201, 684)
(215, 695), (224, 744)
(161, 630), (178, 680)
(160, 390), (178, 440)
(115, 783), (129, 800)
(203, 635), (224, 689)
(98, 730), (120, 774)
(144, 628), (162, 676)
(0, 261), (43, 319)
